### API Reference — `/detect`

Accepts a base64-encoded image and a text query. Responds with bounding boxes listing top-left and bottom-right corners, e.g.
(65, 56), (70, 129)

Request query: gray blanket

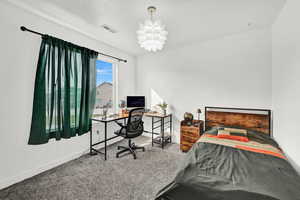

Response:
(156, 129), (300, 200)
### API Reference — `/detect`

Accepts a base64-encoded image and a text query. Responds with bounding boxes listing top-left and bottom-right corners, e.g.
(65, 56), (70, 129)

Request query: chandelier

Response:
(137, 6), (168, 52)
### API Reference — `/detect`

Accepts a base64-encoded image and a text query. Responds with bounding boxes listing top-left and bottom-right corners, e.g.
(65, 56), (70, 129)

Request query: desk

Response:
(144, 113), (172, 149)
(90, 112), (172, 160)
(90, 113), (128, 160)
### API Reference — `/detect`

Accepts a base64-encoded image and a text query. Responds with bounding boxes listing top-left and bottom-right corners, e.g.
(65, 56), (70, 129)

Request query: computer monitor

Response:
(126, 96), (145, 108)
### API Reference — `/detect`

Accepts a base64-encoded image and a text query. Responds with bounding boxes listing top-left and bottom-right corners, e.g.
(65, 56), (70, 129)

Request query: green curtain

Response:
(28, 35), (98, 145)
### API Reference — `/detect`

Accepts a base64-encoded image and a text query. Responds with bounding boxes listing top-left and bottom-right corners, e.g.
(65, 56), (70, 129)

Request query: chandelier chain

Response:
(148, 6), (156, 21)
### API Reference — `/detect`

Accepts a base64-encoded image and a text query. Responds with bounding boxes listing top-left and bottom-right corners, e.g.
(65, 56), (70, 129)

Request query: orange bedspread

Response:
(198, 134), (286, 159)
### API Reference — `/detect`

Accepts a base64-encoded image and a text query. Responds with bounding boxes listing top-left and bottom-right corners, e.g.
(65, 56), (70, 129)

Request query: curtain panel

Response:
(29, 35), (98, 145)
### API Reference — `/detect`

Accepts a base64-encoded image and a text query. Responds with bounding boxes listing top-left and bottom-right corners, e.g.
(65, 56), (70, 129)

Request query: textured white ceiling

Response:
(9, 0), (286, 55)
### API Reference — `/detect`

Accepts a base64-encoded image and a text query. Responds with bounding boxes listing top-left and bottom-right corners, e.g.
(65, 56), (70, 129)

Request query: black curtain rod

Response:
(20, 26), (127, 63)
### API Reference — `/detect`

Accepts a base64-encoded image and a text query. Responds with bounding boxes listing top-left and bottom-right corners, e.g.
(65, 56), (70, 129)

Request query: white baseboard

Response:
(0, 138), (122, 190)
(0, 149), (87, 190)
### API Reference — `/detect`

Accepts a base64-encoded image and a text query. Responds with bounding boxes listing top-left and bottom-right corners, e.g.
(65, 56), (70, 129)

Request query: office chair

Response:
(114, 108), (145, 159)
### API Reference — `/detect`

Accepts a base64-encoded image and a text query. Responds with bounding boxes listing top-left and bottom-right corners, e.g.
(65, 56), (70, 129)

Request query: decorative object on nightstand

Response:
(157, 101), (168, 115)
(197, 108), (202, 120)
(180, 120), (204, 152)
(183, 112), (194, 125)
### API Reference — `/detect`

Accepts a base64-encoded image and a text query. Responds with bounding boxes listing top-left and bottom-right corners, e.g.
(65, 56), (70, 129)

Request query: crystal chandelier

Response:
(137, 6), (168, 52)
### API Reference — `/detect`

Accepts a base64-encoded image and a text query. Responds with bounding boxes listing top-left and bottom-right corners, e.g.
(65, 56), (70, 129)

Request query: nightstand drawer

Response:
(180, 120), (203, 152)
(181, 128), (200, 137)
(181, 134), (199, 143)
(181, 126), (200, 132)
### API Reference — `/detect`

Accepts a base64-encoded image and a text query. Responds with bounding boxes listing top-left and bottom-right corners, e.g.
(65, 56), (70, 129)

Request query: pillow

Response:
(217, 129), (249, 142)
(205, 126), (220, 135)
(217, 130), (231, 135)
(224, 128), (247, 135)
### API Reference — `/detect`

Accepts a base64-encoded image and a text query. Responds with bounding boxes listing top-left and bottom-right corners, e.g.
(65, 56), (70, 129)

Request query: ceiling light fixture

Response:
(137, 6), (168, 52)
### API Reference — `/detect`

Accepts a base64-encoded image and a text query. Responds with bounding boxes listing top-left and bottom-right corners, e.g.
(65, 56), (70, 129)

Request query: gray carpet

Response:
(0, 136), (184, 200)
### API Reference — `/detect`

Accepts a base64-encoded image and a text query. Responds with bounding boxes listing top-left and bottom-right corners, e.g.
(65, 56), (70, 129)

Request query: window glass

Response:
(95, 60), (114, 114)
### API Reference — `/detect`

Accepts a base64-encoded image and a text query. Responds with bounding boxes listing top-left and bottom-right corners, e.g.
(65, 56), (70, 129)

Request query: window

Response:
(94, 59), (117, 114)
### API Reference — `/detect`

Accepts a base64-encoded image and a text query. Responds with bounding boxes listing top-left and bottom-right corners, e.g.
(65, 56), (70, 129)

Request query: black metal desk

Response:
(145, 113), (172, 149)
(90, 114), (128, 160)
(90, 112), (173, 160)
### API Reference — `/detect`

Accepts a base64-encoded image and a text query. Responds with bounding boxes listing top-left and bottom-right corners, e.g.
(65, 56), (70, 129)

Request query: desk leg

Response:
(90, 124), (97, 156)
(90, 125), (92, 155)
(104, 122), (107, 161)
(161, 117), (164, 149)
(151, 117), (154, 147)
(170, 115), (172, 143)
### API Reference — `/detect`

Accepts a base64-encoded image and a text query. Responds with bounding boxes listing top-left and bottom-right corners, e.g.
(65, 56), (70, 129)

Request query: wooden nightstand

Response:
(180, 120), (204, 152)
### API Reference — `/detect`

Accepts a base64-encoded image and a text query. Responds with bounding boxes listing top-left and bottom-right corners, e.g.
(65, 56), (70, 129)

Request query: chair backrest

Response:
(126, 108), (145, 137)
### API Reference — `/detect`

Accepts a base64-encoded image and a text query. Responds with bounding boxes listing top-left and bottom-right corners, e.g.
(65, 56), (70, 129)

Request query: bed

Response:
(155, 107), (300, 200)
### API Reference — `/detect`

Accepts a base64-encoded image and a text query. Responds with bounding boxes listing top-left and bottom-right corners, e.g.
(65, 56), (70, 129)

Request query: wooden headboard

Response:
(205, 107), (272, 136)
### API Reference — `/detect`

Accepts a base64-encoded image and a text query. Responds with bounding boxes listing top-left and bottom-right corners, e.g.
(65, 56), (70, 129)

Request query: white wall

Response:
(0, 1), (136, 189)
(137, 28), (272, 143)
(272, 0), (300, 172)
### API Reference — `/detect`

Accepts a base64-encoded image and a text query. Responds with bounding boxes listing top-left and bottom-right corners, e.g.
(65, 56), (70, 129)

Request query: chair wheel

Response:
(143, 148), (145, 152)
(117, 146), (120, 150)
(116, 154), (119, 158)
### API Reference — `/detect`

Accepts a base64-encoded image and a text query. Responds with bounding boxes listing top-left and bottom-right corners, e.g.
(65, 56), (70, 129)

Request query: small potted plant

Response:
(157, 101), (168, 115)
(102, 104), (108, 119)
(119, 99), (126, 114)
(102, 101), (112, 119)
